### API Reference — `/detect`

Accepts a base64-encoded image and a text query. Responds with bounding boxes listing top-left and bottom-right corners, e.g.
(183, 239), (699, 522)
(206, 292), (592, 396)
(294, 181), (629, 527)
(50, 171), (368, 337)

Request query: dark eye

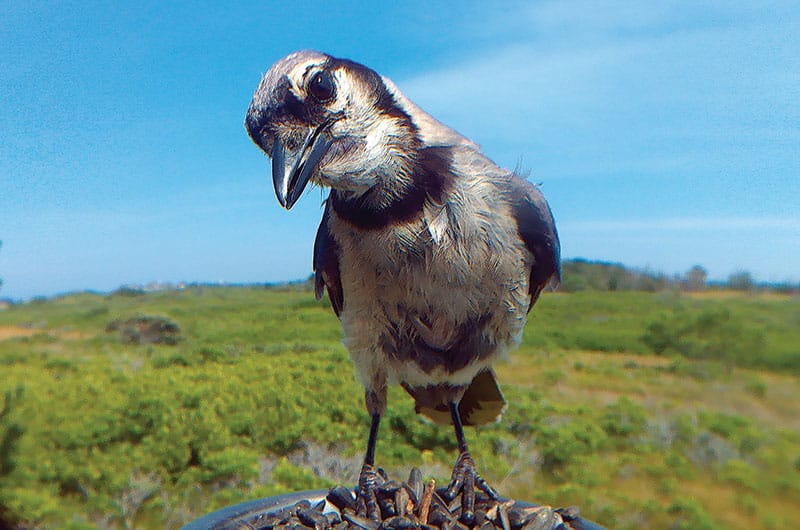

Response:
(308, 71), (335, 103)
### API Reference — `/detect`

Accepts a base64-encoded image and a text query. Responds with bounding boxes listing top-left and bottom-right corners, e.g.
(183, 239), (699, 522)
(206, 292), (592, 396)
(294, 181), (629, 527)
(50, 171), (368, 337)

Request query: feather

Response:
(408, 369), (506, 426)
(313, 202), (343, 316)
(508, 176), (561, 311)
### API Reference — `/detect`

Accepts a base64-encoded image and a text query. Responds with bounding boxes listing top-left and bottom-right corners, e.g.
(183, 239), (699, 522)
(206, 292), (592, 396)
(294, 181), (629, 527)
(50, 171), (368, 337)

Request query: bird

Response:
(245, 50), (560, 523)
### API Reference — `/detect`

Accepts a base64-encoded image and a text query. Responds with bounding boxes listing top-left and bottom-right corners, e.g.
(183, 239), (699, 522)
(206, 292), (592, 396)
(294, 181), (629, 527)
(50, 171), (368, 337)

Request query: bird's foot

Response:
(356, 463), (384, 520)
(444, 451), (499, 525)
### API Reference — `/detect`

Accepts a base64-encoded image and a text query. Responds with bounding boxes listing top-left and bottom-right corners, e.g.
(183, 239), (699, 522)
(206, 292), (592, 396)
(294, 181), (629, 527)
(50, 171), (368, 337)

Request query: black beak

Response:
(272, 124), (332, 210)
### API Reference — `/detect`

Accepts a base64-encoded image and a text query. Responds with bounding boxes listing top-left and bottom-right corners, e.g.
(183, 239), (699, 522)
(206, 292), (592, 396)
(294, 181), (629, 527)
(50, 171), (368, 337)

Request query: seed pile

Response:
(240, 469), (588, 530)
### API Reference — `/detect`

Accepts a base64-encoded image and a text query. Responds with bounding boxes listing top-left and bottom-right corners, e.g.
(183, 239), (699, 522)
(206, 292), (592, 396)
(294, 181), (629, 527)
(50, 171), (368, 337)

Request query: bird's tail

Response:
(414, 369), (507, 426)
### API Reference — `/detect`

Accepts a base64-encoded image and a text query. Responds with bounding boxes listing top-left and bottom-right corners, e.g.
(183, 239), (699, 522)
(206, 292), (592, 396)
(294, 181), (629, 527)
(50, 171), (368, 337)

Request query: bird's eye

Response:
(308, 71), (336, 103)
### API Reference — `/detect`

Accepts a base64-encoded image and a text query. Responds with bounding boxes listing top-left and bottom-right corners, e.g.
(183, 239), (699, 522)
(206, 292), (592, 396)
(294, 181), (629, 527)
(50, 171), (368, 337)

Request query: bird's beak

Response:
(272, 124), (332, 210)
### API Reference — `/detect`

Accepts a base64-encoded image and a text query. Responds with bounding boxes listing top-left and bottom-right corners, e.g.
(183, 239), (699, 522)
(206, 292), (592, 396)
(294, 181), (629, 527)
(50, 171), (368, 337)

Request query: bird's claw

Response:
(444, 451), (499, 525)
(356, 463), (383, 520)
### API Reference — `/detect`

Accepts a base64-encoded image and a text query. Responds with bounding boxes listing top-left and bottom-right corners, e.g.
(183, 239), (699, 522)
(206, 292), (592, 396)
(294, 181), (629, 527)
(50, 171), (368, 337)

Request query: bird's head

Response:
(245, 50), (420, 210)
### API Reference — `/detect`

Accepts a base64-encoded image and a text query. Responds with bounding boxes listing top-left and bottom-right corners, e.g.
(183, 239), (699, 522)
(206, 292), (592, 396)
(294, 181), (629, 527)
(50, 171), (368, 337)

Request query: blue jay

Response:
(245, 51), (560, 523)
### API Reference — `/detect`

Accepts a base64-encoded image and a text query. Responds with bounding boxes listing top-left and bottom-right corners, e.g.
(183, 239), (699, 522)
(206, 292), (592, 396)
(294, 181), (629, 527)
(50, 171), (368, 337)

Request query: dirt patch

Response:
(685, 290), (792, 301)
(0, 326), (42, 340)
(0, 326), (86, 341)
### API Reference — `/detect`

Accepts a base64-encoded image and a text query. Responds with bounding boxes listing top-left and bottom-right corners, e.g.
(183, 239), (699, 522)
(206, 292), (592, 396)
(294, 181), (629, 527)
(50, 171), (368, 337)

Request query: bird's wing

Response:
(313, 202), (344, 316)
(509, 176), (561, 311)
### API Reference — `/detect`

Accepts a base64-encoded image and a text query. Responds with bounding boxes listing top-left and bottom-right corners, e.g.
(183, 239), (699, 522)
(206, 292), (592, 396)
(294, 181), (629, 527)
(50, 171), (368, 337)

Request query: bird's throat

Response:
(329, 146), (454, 230)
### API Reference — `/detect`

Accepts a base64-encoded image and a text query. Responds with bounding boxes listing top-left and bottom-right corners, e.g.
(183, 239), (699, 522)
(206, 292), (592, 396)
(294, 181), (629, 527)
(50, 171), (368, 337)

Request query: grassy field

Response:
(0, 286), (798, 529)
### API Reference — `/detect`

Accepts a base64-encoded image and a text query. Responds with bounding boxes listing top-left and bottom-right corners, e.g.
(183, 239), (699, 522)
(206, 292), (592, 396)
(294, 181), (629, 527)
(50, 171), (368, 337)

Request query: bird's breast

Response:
(330, 196), (531, 387)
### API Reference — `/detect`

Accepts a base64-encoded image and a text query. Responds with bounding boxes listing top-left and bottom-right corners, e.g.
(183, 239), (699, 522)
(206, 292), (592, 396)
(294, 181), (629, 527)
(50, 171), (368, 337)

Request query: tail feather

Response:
(413, 369), (506, 426)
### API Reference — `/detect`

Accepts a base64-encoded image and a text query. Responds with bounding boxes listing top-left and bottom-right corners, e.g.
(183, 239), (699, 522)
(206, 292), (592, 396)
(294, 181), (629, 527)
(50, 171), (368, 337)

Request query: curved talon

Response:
(444, 478), (461, 501)
(357, 463), (382, 520)
(446, 450), (498, 524)
(475, 473), (500, 500)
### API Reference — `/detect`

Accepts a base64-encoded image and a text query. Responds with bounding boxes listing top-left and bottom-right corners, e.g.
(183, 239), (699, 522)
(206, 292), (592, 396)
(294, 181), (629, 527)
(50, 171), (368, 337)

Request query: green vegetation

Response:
(0, 286), (798, 529)
(559, 258), (799, 294)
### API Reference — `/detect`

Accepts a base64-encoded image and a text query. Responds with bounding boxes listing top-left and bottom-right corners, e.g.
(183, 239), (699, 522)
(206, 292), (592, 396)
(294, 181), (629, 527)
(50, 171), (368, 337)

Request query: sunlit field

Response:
(1, 286), (798, 529)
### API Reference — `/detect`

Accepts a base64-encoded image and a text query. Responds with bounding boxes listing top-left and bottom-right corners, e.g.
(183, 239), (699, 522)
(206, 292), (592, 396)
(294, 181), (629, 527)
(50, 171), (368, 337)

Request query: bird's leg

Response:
(357, 389), (385, 520)
(444, 401), (499, 525)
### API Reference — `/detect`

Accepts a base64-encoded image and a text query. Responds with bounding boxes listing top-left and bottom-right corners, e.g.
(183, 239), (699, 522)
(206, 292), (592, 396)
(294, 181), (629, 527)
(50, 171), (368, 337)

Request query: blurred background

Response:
(1, 2), (798, 529)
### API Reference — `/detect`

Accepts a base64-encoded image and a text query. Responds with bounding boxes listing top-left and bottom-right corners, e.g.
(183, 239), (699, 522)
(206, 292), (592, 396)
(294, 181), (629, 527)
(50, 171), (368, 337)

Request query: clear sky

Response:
(1, 1), (798, 300)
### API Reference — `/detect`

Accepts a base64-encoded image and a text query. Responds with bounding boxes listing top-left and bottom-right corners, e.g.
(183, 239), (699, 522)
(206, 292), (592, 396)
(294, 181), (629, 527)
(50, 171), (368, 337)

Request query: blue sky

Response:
(1, 1), (798, 300)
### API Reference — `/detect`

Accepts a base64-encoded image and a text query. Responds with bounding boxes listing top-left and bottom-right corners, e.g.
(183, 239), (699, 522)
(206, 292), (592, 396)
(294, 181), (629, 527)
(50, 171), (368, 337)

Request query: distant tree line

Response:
(558, 258), (798, 294)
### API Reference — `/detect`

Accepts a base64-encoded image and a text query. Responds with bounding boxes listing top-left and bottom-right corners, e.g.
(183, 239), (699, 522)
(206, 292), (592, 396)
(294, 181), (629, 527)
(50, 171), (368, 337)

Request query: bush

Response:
(745, 377), (767, 398)
(106, 315), (182, 345)
(2, 286), (799, 528)
(0, 387), (25, 477)
(642, 308), (765, 366)
(601, 398), (647, 439)
(271, 458), (332, 491)
(667, 496), (716, 530)
(538, 416), (609, 471)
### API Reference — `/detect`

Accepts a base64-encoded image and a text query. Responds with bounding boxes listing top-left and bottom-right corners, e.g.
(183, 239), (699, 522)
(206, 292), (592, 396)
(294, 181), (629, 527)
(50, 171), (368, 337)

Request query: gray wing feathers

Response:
(509, 176), (561, 311)
(313, 203), (344, 316)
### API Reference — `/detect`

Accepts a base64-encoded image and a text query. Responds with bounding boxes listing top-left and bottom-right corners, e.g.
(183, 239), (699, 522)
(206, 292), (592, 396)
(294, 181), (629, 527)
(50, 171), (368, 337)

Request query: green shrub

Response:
(745, 377), (767, 398)
(1, 286), (799, 528)
(643, 308), (766, 367)
(271, 458), (331, 491)
(667, 496), (716, 530)
(200, 448), (259, 483)
(0, 387), (25, 477)
(538, 416), (609, 471)
(601, 398), (647, 439)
